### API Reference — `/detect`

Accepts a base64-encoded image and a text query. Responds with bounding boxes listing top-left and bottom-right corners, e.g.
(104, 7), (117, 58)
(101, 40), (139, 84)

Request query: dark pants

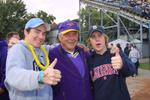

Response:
(0, 90), (10, 100)
(134, 61), (139, 75)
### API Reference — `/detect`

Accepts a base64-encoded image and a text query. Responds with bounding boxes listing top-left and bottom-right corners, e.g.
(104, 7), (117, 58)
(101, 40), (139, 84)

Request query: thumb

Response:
(115, 47), (120, 56)
(49, 58), (57, 69)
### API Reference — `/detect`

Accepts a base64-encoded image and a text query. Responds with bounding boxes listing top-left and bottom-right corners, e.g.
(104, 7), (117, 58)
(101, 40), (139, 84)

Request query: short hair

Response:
(6, 32), (19, 42)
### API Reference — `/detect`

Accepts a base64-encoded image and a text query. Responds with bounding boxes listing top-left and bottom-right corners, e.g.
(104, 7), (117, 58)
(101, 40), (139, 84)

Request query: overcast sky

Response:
(23, 0), (79, 23)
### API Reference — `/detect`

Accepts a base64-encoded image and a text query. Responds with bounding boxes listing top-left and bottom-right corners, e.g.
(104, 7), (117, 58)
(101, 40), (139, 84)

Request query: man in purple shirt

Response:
(49, 21), (93, 100)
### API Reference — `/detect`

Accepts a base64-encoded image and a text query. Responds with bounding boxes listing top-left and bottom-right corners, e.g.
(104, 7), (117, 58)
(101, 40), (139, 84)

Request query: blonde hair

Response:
(86, 34), (109, 50)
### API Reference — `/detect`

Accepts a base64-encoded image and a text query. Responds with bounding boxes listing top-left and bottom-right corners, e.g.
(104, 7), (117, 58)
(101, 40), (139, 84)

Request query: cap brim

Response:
(25, 23), (51, 31)
(89, 30), (104, 37)
(61, 29), (79, 35)
(92, 29), (104, 34)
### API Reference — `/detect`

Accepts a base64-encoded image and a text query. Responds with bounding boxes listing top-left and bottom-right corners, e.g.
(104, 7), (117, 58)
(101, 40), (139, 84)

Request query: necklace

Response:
(25, 41), (50, 70)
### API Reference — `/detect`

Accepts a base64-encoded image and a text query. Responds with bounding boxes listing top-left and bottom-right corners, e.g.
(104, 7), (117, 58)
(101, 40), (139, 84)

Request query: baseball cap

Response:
(25, 18), (50, 31)
(89, 25), (105, 37)
(58, 21), (79, 35)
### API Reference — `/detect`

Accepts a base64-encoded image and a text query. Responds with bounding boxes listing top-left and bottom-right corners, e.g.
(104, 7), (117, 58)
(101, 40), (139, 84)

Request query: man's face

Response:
(59, 31), (78, 52)
(11, 34), (20, 40)
(8, 35), (20, 48)
(89, 31), (106, 53)
(8, 34), (20, 43)
(24, 25), (46, 48)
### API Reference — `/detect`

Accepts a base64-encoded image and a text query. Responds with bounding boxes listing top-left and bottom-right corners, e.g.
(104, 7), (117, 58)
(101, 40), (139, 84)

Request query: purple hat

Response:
(58, 21), (79, 35)
(25, 18), (50, 31)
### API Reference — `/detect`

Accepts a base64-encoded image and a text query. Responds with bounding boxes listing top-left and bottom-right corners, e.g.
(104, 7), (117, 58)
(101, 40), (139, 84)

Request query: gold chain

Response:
(25, 41), (50, 70)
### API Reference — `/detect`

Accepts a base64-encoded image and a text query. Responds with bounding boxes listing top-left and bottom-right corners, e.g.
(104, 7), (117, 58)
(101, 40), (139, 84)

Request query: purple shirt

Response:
(67, 52), (85, 77)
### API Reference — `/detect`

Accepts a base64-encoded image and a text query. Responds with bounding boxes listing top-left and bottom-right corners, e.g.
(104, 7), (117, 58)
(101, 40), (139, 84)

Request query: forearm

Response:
(120, 53), (136, 77)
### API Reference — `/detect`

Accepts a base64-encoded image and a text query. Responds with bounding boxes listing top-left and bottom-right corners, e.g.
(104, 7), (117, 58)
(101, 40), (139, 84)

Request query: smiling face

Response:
(24, 24), (47, 48)
(89, 31), (107, 54)
(59, 31), (78, 52)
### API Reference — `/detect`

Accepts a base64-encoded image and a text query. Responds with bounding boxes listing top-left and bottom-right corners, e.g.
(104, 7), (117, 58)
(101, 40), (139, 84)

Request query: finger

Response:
(49, 58), (57, 69)
(50, 71), (61, 79)
(111, 59), (121, 63)
(46, 71), (61, 79)
(115, 47), (120, 56)
(54, 69), (61, 75)
(112, 63), (120, 66)
(47, 76), (61, 85)
(51, 77), (61, 82)
(113, 65), (121, 70)
(54, 73), (62, 79)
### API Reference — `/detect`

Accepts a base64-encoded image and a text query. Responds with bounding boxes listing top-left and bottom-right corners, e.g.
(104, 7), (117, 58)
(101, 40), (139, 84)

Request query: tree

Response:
(79, 6), (102, 42)
(79, 5), (123, 42)
(36, 10), (56, 24)
(0, 0), (26, 38)
(79, 6), (101, 33)
(24, 10), (56, 24)
(0, 0), (56, 39)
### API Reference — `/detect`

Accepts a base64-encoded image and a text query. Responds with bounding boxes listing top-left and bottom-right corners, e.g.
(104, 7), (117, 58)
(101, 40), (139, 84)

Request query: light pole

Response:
(79, 0), (81, 42)
(148, 20), (150, 70)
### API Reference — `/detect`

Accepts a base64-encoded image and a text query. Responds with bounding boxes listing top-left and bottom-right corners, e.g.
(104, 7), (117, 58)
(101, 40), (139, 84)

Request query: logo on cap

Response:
(92, 25), (98, 30)
(67, 22), (74, 27)
(88, 25), (105, 37)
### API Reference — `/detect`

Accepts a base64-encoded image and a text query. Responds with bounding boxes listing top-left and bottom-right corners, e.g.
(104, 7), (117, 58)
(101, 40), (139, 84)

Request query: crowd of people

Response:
(93, 0), (150, 19)
(0, 18), (136, 100)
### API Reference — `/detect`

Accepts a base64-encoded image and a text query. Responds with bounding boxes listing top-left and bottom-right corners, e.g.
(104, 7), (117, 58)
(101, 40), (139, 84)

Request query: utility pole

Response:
(148, 20), (150, 70)
(79, 0), (81, 42)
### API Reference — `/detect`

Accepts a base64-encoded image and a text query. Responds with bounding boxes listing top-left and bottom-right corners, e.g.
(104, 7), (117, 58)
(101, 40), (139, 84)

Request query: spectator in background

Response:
(129, 45), (140, 76)
(0, 32), (10, 100)
(108, 43), (114, 49)
(124, 43), (131, 56)
(108, 43), (116, 54)
(6, 32), (20, 48)
(116, 43), (123, 52)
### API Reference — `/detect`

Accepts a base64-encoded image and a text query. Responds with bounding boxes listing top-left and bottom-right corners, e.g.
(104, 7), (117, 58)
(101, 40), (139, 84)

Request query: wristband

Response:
(39, 71), (43, 83)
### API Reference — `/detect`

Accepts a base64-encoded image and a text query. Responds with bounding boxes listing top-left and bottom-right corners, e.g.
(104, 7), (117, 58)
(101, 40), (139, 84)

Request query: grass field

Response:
(140, 63), (150, 70)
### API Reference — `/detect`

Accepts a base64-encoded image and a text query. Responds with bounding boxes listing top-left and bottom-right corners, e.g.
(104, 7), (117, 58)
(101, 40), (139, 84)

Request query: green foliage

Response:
(0, 0), (56, 39)
(24, 10), (56, 24)
(0, 0), (26, 37)
(36, 10), (56, 23)
(80, 6), (114, 42)
(80, 6), (101, 32)
(140, 63), (150, 70)
(79, 6), (116, 34)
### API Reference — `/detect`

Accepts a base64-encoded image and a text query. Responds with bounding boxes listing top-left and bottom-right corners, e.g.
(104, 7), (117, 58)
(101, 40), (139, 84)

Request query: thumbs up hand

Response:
(42, 58), (61, 85)
(111, 47), (123, 70)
